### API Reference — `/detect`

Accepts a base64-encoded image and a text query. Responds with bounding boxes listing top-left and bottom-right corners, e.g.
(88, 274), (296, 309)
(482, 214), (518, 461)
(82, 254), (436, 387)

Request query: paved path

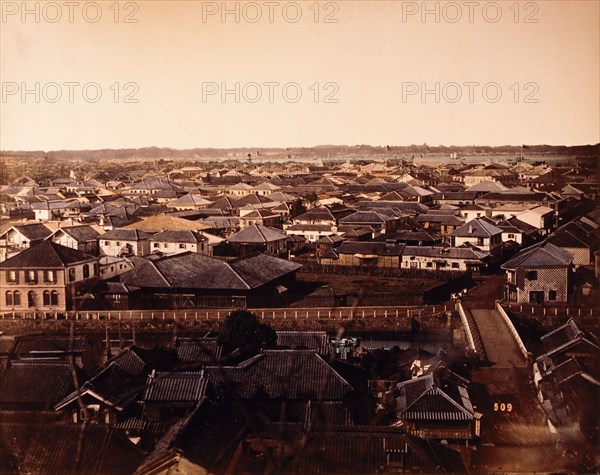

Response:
(470, 308), (527, 368)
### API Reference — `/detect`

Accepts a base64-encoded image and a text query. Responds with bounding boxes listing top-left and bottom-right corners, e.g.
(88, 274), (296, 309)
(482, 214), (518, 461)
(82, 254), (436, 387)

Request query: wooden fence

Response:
(502, 302), (599, 318)
(0, 304), (457, 322)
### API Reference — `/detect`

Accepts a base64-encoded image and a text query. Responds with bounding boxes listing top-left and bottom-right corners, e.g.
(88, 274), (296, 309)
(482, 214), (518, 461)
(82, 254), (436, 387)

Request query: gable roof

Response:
(227, 225), (289, 244)
(5, 223), (53, 241)
(0, 241), (96, 268)
(396, 373), (474, 422)
(538, 318), (600, 359)
(451, 218), (503, 238)
(203, 350), (353, 400)
(52, 225), (101, 243)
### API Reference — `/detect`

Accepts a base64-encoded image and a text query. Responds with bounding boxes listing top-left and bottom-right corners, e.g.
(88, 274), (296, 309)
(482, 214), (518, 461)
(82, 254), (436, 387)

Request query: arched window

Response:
(68, 268), (76, 282)
(51, 291), (59, 306)
(6, 291), (13, 306)
(83, 264), (90, 279)
(13, 291), (21, 306)
(27, 291), (36, 308)
(43, 290), (51, 306)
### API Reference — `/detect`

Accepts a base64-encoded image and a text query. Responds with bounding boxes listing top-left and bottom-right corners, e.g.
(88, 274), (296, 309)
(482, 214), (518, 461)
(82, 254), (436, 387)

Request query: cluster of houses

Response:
(0, 329), (482, 473)
(0, 157), (599, 313)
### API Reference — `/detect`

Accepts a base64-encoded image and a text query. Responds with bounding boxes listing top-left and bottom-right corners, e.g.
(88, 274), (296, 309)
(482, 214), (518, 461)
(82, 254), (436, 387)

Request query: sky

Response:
(1, 0), (599, 151)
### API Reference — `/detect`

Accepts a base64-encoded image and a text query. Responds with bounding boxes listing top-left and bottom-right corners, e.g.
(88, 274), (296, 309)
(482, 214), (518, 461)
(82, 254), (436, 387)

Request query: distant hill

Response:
(1, 144), (598, 161)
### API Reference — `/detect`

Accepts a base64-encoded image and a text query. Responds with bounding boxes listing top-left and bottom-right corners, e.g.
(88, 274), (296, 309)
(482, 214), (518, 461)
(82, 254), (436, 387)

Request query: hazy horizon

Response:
(2, 1), (599, 150)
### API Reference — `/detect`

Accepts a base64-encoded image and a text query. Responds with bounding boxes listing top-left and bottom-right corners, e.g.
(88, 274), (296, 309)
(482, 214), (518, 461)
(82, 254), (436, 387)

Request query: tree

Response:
(218, 310), (277, 358)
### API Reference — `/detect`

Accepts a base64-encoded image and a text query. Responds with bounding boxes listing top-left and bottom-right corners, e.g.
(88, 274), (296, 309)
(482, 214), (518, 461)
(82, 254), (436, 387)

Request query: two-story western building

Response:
(149, 230), (209, 256)
(501, 241), (573, 304)
(98, 229), (152, 257)
(0, 241), (98, 312)
(450, 218), (503, 259)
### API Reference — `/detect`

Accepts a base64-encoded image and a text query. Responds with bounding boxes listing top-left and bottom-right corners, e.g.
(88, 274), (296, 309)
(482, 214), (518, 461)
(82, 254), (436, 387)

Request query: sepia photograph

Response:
(0, 1), (599, 473)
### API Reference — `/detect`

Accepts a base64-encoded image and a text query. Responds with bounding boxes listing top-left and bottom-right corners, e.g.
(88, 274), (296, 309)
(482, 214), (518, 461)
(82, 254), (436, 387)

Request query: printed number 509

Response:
(494, 402), (513, 412)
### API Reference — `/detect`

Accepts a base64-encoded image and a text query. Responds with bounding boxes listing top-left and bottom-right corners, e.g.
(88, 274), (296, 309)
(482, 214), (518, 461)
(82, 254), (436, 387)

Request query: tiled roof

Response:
(239, 208), (278, 219)
(416, 214), (464, 225)
(0, 422), (143, 475)
(175, 338), (223, 365)
(143, 372), (208, 402)
(338, 211), (395, 224)
(451, 218), (503, 237)
(10, 223), (53, 241)
(396, 373), (474, 422)
(538, 318), (600, 359)
(99, 228), (153, 241)
(0, 241), (96, 268)
(0, 361), (74, 407)
(228, 225), (289, 243)
(501, 241), (573, 270)
(276, 331), (329, 353)
(550, 357), (583, 385)
(281, 429), (466, 474)
(150, 230), (208, 243)
(204, 350), (353, 400)
(14, 336), (88, 355)
(120, 252), (301, 290)
(54, 225), (100, 242)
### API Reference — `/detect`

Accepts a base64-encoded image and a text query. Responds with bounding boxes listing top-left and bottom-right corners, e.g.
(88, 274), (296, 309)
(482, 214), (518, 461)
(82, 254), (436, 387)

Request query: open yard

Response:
(287, 272), (443, 307)
(297, 273), (440, 296)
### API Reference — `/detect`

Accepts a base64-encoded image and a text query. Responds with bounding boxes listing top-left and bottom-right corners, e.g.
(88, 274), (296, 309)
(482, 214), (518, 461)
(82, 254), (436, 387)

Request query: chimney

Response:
(468, 225), (473, 234)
